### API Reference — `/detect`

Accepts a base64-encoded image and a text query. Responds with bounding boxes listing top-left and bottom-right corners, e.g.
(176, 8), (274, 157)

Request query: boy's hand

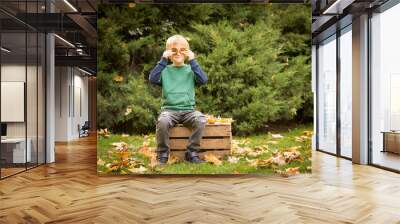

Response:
(162, 50), (173, 59)
(184, 50), (195, 61)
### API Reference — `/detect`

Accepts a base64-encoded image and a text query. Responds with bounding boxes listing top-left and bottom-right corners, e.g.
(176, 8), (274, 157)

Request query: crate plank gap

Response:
(169, 123), (232, 160)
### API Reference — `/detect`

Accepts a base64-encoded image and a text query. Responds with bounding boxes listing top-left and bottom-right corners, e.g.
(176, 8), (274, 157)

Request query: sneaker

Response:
(157, 152), (169, 165)
(185, 151), (205, 164)
(158, 157), (168, 165)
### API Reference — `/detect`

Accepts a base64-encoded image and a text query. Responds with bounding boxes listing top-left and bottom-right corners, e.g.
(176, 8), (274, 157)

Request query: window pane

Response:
(340, 27), (352, 158)
(318, 35), (337, 154)
(371, 4), (400, 171)
(38, 32), (45, 165)
(27, 31), (38, 169)
(1, 30), (27, 177)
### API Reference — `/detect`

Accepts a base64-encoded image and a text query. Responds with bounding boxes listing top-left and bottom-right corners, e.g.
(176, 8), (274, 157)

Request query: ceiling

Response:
(311, 0), (390, 43)
(0, 0), (97, 73)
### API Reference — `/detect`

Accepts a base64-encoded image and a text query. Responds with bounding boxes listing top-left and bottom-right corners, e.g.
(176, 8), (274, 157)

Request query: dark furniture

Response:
(78, 121), (90, 138)
(1, 123), (7, 137)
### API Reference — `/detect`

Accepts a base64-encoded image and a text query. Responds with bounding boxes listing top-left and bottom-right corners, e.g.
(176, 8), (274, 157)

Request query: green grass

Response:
(97, 123), (312, 175)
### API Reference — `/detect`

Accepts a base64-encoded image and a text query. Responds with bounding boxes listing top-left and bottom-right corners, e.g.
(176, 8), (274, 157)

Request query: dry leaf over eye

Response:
(204, 153), (222, 166)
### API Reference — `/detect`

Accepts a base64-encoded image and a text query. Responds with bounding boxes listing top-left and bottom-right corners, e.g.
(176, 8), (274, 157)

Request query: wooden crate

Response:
(169, 123), (232, 160)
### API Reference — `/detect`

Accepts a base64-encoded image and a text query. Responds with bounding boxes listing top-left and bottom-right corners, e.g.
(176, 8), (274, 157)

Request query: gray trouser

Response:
(156, 109), (207, 156)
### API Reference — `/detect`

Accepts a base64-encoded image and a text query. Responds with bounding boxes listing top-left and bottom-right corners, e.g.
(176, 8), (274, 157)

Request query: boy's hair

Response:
(166, 35), (189, 49)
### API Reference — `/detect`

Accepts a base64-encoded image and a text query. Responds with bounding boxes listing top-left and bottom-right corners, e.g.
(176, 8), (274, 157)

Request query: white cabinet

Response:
(1, 138), (32, 163)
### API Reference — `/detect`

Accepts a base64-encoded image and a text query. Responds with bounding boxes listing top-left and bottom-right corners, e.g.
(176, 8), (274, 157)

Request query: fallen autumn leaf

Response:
(204, 153), (222, 166)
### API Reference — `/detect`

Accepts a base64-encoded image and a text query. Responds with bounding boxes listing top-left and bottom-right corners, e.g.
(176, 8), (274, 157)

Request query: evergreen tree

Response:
(97, 4), (312, 135)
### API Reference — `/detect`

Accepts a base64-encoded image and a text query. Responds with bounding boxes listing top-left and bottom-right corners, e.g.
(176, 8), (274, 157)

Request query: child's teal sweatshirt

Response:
(149, 58), (208, 111)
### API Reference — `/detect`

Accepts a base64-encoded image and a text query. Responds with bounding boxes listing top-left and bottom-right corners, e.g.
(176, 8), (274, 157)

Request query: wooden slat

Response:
(170, 138), (231, 150)
(171, 150), (231, 161)
(170, 124), (231, 137)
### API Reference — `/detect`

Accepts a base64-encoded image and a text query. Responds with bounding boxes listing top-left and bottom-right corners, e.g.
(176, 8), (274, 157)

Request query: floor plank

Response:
(0, 136), (399, 223)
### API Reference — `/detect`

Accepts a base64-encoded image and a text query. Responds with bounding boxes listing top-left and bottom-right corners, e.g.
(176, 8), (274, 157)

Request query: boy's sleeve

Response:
(148, 57), (168, 86)
(189, 59), (208, 86)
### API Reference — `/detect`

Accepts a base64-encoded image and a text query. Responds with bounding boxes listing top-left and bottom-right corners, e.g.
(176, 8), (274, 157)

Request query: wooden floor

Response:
(1, 167), (26, 177)
(372, 151), (400, 171)
(1, 136), (400, 224)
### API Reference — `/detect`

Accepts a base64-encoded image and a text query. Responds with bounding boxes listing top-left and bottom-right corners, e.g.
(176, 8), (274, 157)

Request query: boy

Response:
(149, 35), (208, 164)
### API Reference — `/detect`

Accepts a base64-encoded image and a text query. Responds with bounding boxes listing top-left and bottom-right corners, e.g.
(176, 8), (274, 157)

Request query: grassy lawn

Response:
(97, 123), (312, 175)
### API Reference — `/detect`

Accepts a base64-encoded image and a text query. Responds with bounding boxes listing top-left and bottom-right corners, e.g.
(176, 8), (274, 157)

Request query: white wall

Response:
(55, 66), (69, 141)
(1, 65), (26, 139)
(0, 65), (40, 138)
(1, 63), (46, 164)
(71, 72), (89, 138)
(55, 67), (89, 141)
